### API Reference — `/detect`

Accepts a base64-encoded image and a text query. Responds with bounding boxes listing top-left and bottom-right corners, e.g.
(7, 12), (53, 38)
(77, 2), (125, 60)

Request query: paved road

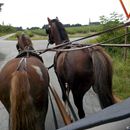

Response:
(0, 36), (101, 130)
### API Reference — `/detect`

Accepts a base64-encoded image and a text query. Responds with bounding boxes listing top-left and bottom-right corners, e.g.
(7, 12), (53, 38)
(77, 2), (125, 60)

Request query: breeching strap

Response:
(49, 90), (59, 129)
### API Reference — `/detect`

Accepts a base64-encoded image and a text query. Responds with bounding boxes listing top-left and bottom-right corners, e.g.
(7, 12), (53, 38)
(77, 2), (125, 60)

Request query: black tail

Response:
(91, 47), (115, 108)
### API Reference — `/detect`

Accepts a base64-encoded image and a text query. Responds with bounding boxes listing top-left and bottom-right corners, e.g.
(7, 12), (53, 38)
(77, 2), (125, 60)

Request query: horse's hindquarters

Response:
(0, 57), (49, 130)
(24, 57), (49, 120)
(55, 50), (94, 87)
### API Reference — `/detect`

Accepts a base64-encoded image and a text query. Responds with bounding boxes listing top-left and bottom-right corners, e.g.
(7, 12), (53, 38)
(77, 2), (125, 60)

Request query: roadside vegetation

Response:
(87, 12), (130, 100)
(0, 24), (17, 36)
(0, 12), (130, 100)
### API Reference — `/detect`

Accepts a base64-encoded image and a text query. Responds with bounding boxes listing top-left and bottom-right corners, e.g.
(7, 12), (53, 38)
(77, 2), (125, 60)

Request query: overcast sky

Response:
(0, 0), (127, 28)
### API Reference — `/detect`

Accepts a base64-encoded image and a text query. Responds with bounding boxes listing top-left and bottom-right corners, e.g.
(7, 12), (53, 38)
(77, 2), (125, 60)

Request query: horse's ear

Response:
(56, 17), (59, 21)
(47, 17), (52, 25)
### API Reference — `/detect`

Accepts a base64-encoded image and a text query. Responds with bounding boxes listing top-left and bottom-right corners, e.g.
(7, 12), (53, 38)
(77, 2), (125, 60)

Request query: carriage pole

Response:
(49, 84), (72, 125)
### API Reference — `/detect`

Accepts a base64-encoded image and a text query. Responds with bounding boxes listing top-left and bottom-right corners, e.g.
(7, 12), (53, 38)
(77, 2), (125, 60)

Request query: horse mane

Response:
(51, 19), (69, 42)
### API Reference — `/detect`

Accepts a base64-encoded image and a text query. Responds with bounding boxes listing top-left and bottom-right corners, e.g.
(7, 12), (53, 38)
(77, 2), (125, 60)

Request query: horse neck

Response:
(24, 45), (34, 50)
(53, 24), (69, 45)
(54, 35), (69, 46)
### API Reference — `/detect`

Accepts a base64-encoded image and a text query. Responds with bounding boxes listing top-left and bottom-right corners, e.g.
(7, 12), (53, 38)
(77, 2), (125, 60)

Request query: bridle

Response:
(46, 26), (55, 46)
(16, 43), (22, 52)
(16, 42), (34, 53)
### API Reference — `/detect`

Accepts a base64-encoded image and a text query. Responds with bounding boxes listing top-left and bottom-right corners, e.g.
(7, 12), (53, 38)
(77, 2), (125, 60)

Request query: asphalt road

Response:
(0, 36), (101, 130)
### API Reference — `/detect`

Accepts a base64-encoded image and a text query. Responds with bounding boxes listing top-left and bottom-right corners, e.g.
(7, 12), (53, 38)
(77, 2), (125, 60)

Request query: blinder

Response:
(45, 27), (50, 34)
(45, 27), (55, 44)
(16, 43), (22, 52)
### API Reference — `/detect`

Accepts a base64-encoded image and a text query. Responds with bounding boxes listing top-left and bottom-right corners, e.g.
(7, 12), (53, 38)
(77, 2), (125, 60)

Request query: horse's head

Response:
(46, 17), (69, 45)
(16, 34), (34, 52)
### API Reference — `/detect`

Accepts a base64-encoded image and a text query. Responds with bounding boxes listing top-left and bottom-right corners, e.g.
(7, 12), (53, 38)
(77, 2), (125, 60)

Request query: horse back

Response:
(54, 49), (94, 84)
(0, 56), (49, 112)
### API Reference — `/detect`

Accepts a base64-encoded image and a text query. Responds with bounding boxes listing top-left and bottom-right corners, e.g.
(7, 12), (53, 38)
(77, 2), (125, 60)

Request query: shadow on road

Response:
(0, 52), (6, 60)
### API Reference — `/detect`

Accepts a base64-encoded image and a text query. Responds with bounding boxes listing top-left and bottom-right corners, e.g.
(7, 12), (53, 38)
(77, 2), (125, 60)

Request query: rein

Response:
(70, 21), (130, 43)
(18, 32), (130, 56)
(16, 21), (130, 69)
(16, 21), (130, 57)
(48, 31), (130, 52)
(44, 21), (130, 53)
(16, 58), (27, 71)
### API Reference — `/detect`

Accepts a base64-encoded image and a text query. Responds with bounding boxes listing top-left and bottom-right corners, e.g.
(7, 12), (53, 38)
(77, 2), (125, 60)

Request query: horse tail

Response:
(91, 47), (115, 108)
(10, 71), (37, 130)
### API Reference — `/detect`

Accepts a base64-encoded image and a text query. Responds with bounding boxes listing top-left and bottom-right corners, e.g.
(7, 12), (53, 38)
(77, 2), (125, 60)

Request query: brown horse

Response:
(0, 34), (49, 130)
(46, 17), (115, 119)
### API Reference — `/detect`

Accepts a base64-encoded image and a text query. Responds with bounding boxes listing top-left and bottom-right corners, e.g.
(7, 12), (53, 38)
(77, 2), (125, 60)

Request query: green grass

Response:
(112, 54), (130, 99)
(5, 24), (102, 40)
(66, 25), (102, 34)
(7, 31), (47, 40)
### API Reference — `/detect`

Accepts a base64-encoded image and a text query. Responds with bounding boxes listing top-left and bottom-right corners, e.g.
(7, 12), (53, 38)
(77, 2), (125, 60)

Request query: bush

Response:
(65, 25), (102, 35)
(31, 29), (47, 36)
(0, 25), (17, 36)
(97, 12), (127, 56)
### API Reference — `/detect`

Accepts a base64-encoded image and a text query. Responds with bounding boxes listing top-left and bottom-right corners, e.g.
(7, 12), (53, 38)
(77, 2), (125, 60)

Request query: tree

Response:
(98, 12), (127, 55)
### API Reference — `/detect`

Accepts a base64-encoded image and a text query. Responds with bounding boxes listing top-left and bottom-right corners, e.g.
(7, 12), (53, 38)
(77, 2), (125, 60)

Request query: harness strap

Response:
(16, 51), (43, 63)
(47, 64), (54, 70)
(49, 89), (58, 129)
(16, 58), (27, 71)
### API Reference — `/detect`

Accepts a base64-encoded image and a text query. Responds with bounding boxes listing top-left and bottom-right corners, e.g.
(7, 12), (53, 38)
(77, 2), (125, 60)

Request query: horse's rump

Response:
(55, 48), (94, 81)
(0, 57), (49, 130)
(55, 46), (114, 108)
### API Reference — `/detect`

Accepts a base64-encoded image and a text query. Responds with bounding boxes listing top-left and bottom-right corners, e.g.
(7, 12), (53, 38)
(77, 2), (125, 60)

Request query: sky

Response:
(0, 0), (128, 29)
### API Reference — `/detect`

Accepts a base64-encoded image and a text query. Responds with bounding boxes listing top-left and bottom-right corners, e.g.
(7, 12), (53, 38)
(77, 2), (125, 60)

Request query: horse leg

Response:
(72, 91), (85, 119)
(64, 83), (71, 115)
(57, 76), (67, 102)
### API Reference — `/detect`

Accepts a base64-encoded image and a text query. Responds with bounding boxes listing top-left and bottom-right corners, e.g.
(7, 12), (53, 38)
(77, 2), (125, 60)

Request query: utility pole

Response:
(119, 0), (130, 61)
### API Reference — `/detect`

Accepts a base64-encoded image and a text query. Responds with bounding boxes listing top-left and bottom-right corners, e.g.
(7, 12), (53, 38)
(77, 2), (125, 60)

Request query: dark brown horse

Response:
(0, 34), (49, 130)
(46, 17), (115, 119)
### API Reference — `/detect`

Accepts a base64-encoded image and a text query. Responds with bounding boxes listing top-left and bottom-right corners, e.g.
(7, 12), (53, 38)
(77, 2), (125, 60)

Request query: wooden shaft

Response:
(49, 85), (72, 125)
(119, 0), (129, 19)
